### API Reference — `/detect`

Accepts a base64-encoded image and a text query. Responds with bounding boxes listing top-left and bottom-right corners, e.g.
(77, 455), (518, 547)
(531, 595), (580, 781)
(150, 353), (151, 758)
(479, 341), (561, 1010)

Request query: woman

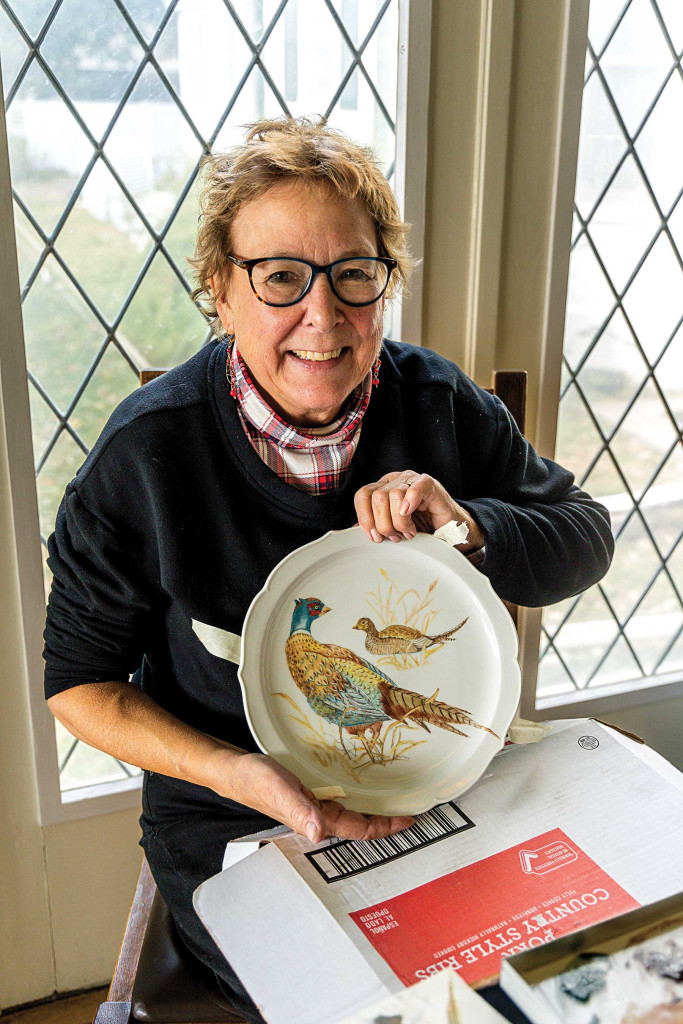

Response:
(44, 118), (613, 1021)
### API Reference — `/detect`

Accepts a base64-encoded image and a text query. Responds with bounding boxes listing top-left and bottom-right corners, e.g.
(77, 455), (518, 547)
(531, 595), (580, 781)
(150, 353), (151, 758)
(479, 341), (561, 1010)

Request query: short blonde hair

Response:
(189, 116), (414, 335)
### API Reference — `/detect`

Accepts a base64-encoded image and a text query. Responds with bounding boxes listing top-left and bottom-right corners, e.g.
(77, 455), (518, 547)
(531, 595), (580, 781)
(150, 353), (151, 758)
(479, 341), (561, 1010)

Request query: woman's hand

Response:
(354, 471), (484, 550)
(225, 751), (414, 843)
(49, 682), (413, 845)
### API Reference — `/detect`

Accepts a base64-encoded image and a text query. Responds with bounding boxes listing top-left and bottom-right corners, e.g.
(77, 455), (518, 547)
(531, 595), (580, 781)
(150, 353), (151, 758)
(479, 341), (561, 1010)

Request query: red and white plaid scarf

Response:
(230, 342), (372, 494)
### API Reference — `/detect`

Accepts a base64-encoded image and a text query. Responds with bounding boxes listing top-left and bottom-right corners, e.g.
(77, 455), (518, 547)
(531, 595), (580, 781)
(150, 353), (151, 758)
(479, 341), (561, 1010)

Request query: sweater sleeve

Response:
(43, 483), (157, 697)
(457, 397), (614, 607)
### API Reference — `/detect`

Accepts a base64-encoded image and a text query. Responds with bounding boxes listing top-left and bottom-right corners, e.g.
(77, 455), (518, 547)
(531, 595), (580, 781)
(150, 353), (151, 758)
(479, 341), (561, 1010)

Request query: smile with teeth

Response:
(290, 347), (343, 361)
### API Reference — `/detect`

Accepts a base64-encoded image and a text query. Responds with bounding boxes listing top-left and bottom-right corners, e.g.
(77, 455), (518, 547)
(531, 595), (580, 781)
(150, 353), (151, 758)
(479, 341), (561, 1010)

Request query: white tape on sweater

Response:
(192, 619), (242, 664)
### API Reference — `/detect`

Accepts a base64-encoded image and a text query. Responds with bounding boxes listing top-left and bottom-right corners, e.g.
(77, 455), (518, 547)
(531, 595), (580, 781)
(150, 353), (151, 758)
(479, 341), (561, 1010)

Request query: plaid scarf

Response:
(230, 342), (372, 494)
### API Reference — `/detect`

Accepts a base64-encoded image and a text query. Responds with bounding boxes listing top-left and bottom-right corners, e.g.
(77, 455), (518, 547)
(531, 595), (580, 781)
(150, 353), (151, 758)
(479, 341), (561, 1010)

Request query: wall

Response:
(0, 384), (54, 1007)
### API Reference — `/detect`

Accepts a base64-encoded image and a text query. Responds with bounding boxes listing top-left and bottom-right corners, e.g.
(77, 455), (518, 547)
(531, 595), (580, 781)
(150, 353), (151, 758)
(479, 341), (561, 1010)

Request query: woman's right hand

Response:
(49, 681), (414, 845)
(225, 750), (414, 844)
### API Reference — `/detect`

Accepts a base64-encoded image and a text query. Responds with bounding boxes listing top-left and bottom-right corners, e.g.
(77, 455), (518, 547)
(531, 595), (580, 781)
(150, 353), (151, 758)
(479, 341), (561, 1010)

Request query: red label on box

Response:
(349, 828), (639, 987)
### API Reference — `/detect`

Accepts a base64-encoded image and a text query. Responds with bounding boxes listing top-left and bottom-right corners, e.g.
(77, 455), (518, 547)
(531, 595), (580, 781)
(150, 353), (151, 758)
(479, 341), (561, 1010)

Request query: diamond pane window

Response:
(0, 0), (400, 792)
(538, 0), (683, 701)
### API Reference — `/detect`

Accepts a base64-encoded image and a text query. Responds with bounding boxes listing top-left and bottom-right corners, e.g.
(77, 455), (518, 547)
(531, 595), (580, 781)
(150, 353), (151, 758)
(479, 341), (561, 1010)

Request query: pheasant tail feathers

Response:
(383, 685), (499, 740)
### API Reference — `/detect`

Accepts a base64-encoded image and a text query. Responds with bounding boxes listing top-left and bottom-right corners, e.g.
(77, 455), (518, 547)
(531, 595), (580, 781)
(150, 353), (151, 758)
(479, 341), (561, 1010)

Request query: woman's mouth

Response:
(289, 347), (344, 362)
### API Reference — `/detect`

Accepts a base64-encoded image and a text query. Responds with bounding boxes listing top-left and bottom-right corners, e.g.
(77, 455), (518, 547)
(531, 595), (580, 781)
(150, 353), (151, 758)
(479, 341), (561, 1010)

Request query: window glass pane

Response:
(538, 0), (683, 701)
(2, 0), (400, 791)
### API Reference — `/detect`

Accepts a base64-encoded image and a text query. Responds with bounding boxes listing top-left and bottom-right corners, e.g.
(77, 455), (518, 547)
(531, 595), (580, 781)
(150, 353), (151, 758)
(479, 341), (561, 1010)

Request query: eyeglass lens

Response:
(250, 258), (389, 306)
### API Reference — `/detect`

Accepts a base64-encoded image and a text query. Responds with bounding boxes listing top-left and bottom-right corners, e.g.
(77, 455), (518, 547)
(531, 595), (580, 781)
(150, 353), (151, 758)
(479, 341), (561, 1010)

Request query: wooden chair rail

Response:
(94, 859), (156, 1023)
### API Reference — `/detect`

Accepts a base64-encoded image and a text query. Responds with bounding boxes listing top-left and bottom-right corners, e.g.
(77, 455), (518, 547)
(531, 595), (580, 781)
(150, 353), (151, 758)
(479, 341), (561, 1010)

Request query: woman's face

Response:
(213, 179), (385, 427)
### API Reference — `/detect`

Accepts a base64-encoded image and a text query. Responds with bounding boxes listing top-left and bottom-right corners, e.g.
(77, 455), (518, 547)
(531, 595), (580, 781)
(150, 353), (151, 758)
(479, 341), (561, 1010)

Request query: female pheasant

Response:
(284, 597), (498, 757)
(352, 615), (468, 655)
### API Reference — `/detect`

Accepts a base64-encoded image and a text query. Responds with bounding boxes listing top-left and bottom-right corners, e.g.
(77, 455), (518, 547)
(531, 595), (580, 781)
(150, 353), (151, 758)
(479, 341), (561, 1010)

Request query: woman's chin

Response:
(276, 351), (356, 424)
(274, 362), (358, 425)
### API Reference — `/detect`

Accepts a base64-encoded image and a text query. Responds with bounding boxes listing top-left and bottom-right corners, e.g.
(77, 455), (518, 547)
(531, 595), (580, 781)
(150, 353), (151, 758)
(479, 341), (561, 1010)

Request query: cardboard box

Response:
(499, 891), (683, 1023)
(194, 720), (683, 1024)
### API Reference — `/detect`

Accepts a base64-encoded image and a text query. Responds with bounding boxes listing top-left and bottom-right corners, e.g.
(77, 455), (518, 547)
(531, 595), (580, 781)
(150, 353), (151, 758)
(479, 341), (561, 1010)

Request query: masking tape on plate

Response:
(312, 786), (348, 801)
(192, 620), (242, 664)
(507, 717), (554, 744)
(434, 520), (470, 546)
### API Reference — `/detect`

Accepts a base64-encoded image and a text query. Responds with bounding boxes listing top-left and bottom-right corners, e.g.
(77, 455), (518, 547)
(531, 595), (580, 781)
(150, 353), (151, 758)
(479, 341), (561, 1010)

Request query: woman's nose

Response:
(302, 273), (343, 331)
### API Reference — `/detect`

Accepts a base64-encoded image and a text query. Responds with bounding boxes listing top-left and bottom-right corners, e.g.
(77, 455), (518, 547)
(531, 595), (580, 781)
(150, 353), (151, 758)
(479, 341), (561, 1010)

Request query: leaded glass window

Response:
(538, 0), (683, 702)
(0, 0), (400, 792)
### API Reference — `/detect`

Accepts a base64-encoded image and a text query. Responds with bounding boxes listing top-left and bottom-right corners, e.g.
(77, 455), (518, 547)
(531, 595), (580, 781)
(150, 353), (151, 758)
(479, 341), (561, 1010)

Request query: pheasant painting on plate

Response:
(279, 569), (498, 778)
(239, 526), (520, 815)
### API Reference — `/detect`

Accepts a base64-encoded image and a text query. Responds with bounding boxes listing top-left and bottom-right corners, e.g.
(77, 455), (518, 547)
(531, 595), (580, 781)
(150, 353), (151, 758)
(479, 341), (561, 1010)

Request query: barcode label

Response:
(306, 802), (475, 883)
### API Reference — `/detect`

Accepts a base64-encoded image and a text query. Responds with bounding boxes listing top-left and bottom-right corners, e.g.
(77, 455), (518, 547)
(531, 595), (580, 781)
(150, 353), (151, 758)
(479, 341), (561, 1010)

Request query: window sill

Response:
(534, 671), (683, 719)
(41, 774), (143, 826)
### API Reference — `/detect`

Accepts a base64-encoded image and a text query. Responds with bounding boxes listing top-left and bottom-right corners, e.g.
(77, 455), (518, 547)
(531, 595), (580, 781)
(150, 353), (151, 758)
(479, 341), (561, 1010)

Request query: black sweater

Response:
(44, 339), (613, 751)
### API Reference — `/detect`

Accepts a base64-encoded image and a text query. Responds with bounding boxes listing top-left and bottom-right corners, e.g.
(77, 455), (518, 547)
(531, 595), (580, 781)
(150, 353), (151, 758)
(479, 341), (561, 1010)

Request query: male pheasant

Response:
(284, 597), (498, 754)
(352, 616), (468, 655)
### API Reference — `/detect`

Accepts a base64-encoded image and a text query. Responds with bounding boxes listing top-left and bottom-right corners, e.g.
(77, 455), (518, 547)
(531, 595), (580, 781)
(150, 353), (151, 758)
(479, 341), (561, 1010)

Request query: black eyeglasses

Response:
(225, 255), (397, 307)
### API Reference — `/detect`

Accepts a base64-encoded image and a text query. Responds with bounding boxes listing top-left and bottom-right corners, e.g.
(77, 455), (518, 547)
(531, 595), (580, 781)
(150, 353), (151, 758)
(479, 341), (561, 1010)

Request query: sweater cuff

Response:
(456, 497), (518, 591)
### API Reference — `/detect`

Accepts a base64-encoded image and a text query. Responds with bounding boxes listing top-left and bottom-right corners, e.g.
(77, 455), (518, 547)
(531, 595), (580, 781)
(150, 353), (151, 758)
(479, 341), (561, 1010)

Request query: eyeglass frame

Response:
(223, 254), (398, 308)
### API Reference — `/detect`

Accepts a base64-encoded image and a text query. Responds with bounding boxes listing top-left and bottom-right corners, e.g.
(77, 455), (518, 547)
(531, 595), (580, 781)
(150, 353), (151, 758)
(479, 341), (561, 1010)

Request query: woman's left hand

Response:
(354, 471), (485, 550)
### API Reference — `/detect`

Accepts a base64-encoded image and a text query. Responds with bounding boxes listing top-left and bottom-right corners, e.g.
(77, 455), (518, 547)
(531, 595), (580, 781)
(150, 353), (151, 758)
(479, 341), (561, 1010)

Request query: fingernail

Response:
(390, 533), (402, 543)
(399, 500), (410, 516)
(370, 529), (383, 543)
(402, 530), (415, 541)
(306, 822), (318, 842)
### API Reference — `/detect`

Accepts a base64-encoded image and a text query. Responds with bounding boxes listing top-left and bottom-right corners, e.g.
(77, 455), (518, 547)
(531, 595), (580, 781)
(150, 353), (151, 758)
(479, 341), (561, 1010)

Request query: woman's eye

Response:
(268, 271), (296, 285)
(339, 267), (371, 282)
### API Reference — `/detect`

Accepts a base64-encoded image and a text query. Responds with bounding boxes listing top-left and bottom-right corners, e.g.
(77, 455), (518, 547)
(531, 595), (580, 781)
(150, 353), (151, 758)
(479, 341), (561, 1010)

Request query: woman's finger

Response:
(353, 485), (378, 540)
(287, 797), (326, 842)
(388, 485), (416, 538)
(354, 473), (402, 542)
(400, 474), (444, 517)
(320, 801), (414, 841)
(371, 487), (403, 541)
(355, 471), (420, 541)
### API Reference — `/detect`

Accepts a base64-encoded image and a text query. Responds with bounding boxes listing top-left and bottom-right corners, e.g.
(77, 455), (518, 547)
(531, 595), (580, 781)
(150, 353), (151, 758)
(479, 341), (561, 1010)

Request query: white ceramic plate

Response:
(239, 526), (520, 815)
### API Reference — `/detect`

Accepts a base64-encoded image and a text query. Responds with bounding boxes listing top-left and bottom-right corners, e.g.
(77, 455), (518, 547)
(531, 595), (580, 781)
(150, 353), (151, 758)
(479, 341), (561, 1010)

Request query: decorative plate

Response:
(239, 526), (520, 816)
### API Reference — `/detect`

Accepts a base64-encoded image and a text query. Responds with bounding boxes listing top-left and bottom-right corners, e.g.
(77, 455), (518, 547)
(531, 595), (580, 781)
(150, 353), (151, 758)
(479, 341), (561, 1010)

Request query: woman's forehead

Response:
(230, 179), (377, 258)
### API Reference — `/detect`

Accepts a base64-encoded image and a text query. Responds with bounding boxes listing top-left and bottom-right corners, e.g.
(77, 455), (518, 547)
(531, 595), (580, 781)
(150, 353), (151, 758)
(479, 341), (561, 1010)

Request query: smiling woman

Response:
(213, 180), (386, 426)
(42, 116), (614, 1023)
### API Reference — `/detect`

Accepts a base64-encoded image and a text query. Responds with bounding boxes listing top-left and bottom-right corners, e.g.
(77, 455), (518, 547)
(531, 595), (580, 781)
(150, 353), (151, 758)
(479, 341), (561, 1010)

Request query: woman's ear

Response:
(211, 274), (234, 336)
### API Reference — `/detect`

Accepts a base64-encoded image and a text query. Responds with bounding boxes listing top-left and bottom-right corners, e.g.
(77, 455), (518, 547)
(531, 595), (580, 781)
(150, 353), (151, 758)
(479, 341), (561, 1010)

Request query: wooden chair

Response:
(93, 858), (244, 1023)
(93, 367), (528, 1024)
(485, 368), (527, 433)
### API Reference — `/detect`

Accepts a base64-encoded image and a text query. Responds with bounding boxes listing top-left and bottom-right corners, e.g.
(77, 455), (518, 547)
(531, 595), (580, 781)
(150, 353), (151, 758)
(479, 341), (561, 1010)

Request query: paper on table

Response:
(340, 967), (507, 1023)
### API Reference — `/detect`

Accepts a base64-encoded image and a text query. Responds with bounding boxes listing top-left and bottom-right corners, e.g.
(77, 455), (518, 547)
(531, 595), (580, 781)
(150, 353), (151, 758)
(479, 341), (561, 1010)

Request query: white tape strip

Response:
(312, 786), (348, 801)
(507, 716), (554, 744)
(192, 619), (242, 664)
(433, 519), (470, 546)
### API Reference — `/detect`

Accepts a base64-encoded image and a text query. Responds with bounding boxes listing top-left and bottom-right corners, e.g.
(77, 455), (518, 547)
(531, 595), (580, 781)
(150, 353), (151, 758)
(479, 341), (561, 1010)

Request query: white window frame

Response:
(0, 0), (432, 825)
(515, 0), (683, 721)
